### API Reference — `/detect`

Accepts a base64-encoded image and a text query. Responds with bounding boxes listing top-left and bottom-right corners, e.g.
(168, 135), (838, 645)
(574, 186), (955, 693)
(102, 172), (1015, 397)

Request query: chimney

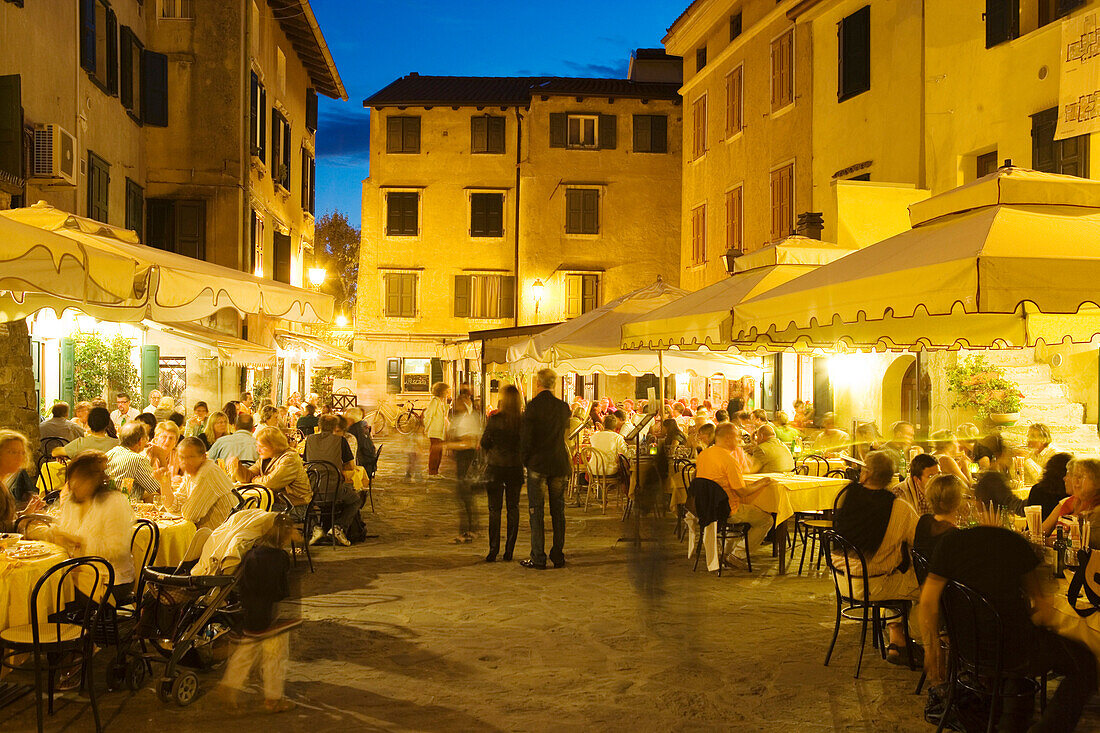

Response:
(795, 212), (824, 240)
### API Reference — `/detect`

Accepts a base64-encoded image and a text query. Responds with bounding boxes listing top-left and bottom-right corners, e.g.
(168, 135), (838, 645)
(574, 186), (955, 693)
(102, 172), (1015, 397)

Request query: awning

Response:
(145, 321), (277, 366)
(0, 203), (333, 324)
(441, 340), (482, 361)
(274, 329), (374, 368)
(732, 168), (1100, 349)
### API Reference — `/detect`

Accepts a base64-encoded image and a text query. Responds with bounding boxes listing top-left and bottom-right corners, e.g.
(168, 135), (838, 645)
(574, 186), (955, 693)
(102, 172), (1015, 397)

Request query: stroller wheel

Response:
(106, 660), (127, 691)
(126, 658), (147, 691)
(171, 671), (199, 706)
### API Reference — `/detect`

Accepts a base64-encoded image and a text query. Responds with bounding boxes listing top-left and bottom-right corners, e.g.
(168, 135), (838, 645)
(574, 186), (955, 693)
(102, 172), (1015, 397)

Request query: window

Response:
(471, 115), (505, 154)
(565, 188), (599, 235)
(454, 274), (516, 318)
(632, 115), (667, 153)
(270, 109), (290, 189)
(250, 73), (266, 161)
(398, 357), (432, 392)
(696, 46), (707, 72)
(725, 67), (743, 137)
(142, 51), (168, 126)
(248, 209), (263, 275)
(567, 115), (598, 149)
(838, 6), (871, 101)
(1032, 107), (1089, 177)
(986, 0), (1019, 48)
(386, 116), (420, 154)
(730, 12), (742, 41)
(564, 274), (599, 318)
(276, 47), (286, 95)
(306, 88), (318, 134)
(146, 199), (206, 260)
(1040, 0), (1085, 27)
(160, 0), (194, 19)
(301, 150), (315, 214)
(692, 95), (707, 159)
(470, 192), (504, 237)
(770, 163), (794, 241)
(691, 204), (706, 265)
(272, 231), (291, 284)
(771, 30), (794, 111)
(0, 76), (21, 187)
(119, 26), (142, 118)
(81, 0), (118, 94)
(125, 178), (143, 235)
(87, 151), (110, 223)
(977, 150), (999, 178)
(726, 186), (743, 254)
(383, 272), (418, 317)
(386, 191), (419, 236)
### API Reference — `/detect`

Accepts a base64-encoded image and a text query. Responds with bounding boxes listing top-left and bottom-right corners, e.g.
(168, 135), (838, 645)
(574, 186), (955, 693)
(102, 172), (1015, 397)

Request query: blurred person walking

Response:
(481, 385), (524, 561)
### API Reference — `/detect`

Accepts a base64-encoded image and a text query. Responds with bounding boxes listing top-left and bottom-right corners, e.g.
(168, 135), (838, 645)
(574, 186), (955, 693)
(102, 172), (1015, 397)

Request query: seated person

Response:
(973, 469), (1024, 516)
(691, 423), (715, 455)
(929, 429), (972, 488)
(39, 402), (84, 443)
(881, 420), (919, 476)
(814, 412), (851, 457)
(1024, 422), (1061, 486)
(974, 430), (1018, 474)
(833, 450), (920, 665)
(748, 424), (795, 474)
(1027, 452), (1073, 520)
(1, 431), (43, 526)
(57, 406), (118, 457)
(1043, 458), (1100, 539)
(713, 409), (730, 425)
(913, 474), (964, 570)
(891, 453), (940, 516)
(106, 422), (161, 501)
(302, 416), (363, 547)
(145, 420), (181, 475)
(920, 524), (1097, 730)
(748, 409), (769, 432)
(613, 410), (630, 434)
(772, 411), (801, 452)
(238, 427), (312, 512)
(209, 412), (259, 463)
(159, 437), (236, 531)
(30, 451), (135, 604)
(295, 403), (320, 435)
(852, 421), (884, 463)
(588, 414), (629, 476)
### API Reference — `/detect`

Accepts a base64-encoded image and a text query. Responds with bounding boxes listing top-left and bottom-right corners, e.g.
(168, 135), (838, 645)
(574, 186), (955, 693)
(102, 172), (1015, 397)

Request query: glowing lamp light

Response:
(254, 266), (264, 278)
(335, 314), (349, 327)
(531, 279), (545, 304)
(307, 267), (327, 287)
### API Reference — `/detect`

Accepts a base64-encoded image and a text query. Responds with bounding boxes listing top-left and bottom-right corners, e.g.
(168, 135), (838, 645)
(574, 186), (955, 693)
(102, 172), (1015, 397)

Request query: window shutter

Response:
(471, 116), (486, 152)
(454, 275), (471, 317)
(175, 201), (206, 260)
(301, 150), (308, 208)
(565, 276), (580, 317)
(404, 193), (418, 235)
(142, 51), (168, 126)
(386, 194), (400, 235)
(146, 199), (174, 251)
(106, 8), (118, 95)
(386, 358), (401, 393)
(309, 154), (316, 213)
(80, 0), (96, 72)
(581, 275), (598, 313)
(430, 358), (444, 385)
(271, 113), (280, 172)
(1059, 0), (1086, 14)
(632, 115), (650, 152)
(282, 119), (292, 188)
(598, 114), (616, 149)
(582, 189), (598, 234)
(250, 73), (259, 153)
(839, 6), (871, 100)
(120, 27), (133, 109)
(258, 86), (266, 161)
(499, 275), (515, 318)
(565, 189), (582, 233)
(470, 195), (484, 236)
(384, 275), (399, 315)
(404, 117), (420, 153)
(140, 345), (160, 404)
(386, 117), (401, 153)
(0, 75), (21, 184)
(401, 274), (416, 316)
(549, 113), (567, 148)
(489, 193), (502, 235)
(1031, 108), (1057, 173)
(488, 116), (505, 153)
(305, 88), (317, 133)
(60, 338), (75, 407)
(985, 0), (1019, 49)
(651, 115), (667, 153)
(125, 179), (143, 236)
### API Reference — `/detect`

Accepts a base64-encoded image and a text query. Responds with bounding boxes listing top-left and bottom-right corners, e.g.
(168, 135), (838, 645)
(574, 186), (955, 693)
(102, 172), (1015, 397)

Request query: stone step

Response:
(981, 349), (1038, 368)
(1020, 382), (1069, 401)
(1002, 364), (1052, 384)
(1020, 402), (1086, 424)
(1005, 423), (1100, 456)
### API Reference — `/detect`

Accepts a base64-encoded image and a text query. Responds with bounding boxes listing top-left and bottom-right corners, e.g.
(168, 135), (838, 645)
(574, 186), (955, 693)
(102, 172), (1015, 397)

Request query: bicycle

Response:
(367, 397), (425, 436)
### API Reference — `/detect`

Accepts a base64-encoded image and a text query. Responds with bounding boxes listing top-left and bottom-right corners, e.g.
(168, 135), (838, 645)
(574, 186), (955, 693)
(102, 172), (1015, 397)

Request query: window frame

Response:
(469, 191), (505, 238)
(725, 184), (743, 255)
(159, 0), (195, 19)
(248, 208), (264, 276)
(632, 114), (668, 153)
(384, 190), (421, 238)
(838, 5), (871, 102)
(386, 115), (421, 154)
(976, 150), (999, 179)
(87, 151), (110, 223)
(382, 270), (419, 319)
(725, 65), (743, 139)
(692, 94), (708, 160)
(454, 273), (516, 319)
(471, 115), (506, 154)
(770, 161), (796, 243)
(771, 28), (795, 113)
(124, 177), (143, 236)
(564, 187), (600, 236)
(566, 114), (599, 149)
(690, 203), (707, 266)
(562, 272), (600, 319)
(270, 108), (291, 190)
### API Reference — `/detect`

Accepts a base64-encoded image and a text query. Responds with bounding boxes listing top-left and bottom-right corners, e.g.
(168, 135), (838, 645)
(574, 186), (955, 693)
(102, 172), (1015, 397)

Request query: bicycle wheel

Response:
(395, 410), (420, 435)
(369, 409), (387, 437)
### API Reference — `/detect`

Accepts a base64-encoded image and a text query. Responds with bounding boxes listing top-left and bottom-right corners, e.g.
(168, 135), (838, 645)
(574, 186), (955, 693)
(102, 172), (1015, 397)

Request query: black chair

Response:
(233, 484), (275, 511)
(821, 529), (916, 678)
(797, 453), (830, 477)
(797, 516), (832, 575)
(269, 490), (313, 573)
(101, 520), (160, 691)
(0, 557), (114, 733)
(911, 548), (932, 696)
(676, 462), (696, 542)
(305, 460), (344, 542)
(364, 443), (382, 512)
(687, 477), (753, 576)
(37, 438), (67, 494)
(935, 579), (1045, 733)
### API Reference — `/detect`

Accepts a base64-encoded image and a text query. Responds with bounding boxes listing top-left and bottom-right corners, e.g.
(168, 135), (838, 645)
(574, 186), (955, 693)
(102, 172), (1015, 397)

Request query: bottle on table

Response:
(1053, 525), (1068, 579)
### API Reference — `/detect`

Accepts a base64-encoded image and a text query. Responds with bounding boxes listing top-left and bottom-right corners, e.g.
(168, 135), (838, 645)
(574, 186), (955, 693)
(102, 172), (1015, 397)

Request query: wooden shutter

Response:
(471, 193), (502, 236)
(565, 275), (581, 317)
(301, 150), (309, 209)
(386, 359), (401, 393)
(258, 86), (266, 161)
(176, 201), (205, 260)
(582, 189), (598, 234)
(770, 165), (793, 241)
(632, 115), (650, 152)
(986, 0), (1019, 48)
(565, 189), (582, 233)
(125, 179), (143, 235)
(727, 68), (742, 136)
(272, 230), (290, 283)
(400, 274), (416, 316)
(498, 276), (515, 318)
(87, 153), (109, 223)
(454, 275), (471, 317)
(141, 345), (160, 404)
(726, 187), (742, 252)
(281, 118), (291, 188)
(384, 274), (400, 315)
(250, 73), (259, 154)
(106, 7), (118, 94)
(471, 116), (487, 153)
(308, 154), (316, 213)
(120, 27), (133, 109)
(403, 193), (418, 235)
(386, 117), (401, 153)
(430, 358), (444, 385)
(305, 88), (317, 133)
(598, 114), (616, 149)
(839, 6), (871, 100)
(146, 199), (174, 251)
(772, 31), (793, 109)
(404, 117), (420, 153)
(693, 96), (707, 159)
(549, 113), (567, 148)
(0, 75), (20, 185)
(651, 115), (667, 153)
(488, 116), (505, 153)
(1059, 0), (1086, 14)
(581, 275), (598, 313)
(1058, 133), (1089, 177)
(1031, 108), (1057, 173)
(142, 51), (168, 126)
(80, 0), (96, 71)
(60, 338), (75, 407)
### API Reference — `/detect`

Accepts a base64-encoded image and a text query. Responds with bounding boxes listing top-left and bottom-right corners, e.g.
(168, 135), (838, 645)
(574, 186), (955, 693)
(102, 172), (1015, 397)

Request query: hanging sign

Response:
(1056, 11), (1100, 141)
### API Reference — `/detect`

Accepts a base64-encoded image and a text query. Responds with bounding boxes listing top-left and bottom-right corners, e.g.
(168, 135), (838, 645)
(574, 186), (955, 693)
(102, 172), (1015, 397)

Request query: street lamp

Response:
(335, 314), (349, 328)
(532, 279), (545, 317)
(307, 266), (327, 287)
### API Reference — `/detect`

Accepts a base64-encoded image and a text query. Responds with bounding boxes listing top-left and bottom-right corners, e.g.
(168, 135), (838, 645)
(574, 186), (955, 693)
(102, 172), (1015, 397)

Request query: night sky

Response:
(310, 0), (687, 227)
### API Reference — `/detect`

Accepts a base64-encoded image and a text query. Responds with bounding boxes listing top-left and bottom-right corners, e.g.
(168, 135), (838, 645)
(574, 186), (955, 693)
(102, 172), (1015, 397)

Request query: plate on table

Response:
(4, 541), (55, 560)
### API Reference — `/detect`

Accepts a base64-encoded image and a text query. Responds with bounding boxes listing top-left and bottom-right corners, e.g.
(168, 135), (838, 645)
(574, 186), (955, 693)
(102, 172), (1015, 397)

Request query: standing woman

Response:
(425, 382), (450, 477)
(481, 385), (524, 562)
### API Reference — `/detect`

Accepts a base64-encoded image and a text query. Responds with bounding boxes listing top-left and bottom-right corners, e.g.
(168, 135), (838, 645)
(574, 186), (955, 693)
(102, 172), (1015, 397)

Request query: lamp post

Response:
(532, 279), (545, 319)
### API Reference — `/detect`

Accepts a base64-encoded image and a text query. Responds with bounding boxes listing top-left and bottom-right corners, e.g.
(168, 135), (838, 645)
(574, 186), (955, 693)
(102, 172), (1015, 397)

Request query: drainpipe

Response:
(514, 106), (522, 327)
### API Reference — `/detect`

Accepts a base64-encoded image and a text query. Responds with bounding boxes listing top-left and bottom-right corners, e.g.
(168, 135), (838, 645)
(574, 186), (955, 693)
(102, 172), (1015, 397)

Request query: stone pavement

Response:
(5, 444), (1100, 732)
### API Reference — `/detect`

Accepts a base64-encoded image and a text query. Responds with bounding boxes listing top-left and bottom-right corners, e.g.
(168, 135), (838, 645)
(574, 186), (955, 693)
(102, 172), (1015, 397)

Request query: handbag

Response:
(465, 451), (490, 492)
(1067, 548), (1100, 617)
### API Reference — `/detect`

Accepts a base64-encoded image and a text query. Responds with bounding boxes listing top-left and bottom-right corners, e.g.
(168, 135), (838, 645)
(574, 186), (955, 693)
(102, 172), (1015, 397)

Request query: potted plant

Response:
(946, 355), (1024, 426)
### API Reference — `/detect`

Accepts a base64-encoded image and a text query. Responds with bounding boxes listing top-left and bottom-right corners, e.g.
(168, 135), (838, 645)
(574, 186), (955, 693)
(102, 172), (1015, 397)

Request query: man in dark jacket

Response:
(520, 368), (571, 569)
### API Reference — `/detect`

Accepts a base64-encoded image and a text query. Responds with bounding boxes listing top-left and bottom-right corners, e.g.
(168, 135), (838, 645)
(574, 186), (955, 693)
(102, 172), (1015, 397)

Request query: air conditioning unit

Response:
(31, 124), (76, 186)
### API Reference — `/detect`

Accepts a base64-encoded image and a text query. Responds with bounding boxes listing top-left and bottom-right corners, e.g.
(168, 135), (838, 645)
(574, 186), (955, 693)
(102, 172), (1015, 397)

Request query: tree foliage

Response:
(74, 334), (138, 401)
(314, 210), (360, 310)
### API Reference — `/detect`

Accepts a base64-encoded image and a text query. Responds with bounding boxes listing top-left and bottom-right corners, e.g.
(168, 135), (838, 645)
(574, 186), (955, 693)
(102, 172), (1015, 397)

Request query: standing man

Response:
(521, 368), (571, 570)
(240, 392), (255, 416)
(110, 393), (141, 431)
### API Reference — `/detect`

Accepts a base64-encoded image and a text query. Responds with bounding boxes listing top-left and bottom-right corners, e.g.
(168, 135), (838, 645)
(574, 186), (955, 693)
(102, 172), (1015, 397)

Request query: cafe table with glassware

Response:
(0, 533), (69, 634)
(741, 472), (850, 574)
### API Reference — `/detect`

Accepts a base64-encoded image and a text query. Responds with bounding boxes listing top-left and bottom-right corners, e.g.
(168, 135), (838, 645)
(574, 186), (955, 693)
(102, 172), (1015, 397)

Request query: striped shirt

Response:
(173, 459), (236, 531)
(105, 446), (160, 501)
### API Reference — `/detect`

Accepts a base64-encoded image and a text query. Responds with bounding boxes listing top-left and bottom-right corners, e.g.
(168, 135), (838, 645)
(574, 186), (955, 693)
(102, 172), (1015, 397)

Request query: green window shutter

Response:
(652, 115), (667, 153)
(404, 117), (420, 153)
(60, 337), (75, 408)
(141, 51), (168, 126)
(499, 275), (515, 318)
(488, 116), (505, 153)
(106, 8), (118, 95)
(0, 75), (21, 184)
(384, 275), (400, 315)
(582, 189), (599, 234)
(549, 113), (567, 148)
(632, 114), (650, 152)
(598, 114), (616, 149)
(430, 358), (444, 385)
(386, 117), (401, 153)
(386, 358), (401, 393)
(454, 275), (471, 317)
(141, 345), (160, 404)
(471, 116), (486, 153)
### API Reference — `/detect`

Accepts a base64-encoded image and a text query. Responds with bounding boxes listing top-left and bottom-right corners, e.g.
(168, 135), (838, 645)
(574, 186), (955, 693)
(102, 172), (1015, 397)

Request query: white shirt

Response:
(588, 431), (628, 476)
(173, 459), (236, 531)
(142, 404), (157, 414)
(47, 490), (135, 585)
(109, 406), (141, 429)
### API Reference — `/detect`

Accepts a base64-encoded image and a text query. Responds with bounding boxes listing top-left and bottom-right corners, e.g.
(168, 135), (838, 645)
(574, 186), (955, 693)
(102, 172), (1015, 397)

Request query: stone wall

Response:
(0, 319), (40, 448)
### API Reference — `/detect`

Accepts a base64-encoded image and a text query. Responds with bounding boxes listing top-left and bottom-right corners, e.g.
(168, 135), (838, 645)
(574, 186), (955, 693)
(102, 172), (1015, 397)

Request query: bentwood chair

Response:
(305, 460), (345, 546)
(579, 446), (624, 514)
(0, 557), (114, 733)
(364, 444), (383, 512)
(677, 462), (697, 542)
(233, 484), (276, 511)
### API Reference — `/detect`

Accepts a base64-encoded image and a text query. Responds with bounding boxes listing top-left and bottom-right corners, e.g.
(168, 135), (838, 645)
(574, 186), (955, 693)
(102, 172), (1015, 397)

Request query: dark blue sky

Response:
(310, 0), (687, 227)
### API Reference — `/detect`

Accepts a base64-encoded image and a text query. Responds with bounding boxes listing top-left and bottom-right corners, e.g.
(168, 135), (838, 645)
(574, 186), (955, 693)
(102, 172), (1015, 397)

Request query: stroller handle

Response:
(142, 567), (235, 589)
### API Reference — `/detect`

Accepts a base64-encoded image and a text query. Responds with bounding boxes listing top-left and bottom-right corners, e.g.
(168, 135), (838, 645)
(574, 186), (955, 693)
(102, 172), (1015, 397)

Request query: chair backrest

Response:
(797, 453), (829, 477)
(39, 436), (67, 465)
(305, 460), (343, 504)
(939, 578), (1016, 679)
(30, 557), (114, 645)
(130, 519), (160, 586)
(368, 443), (383, 477)
(821, 529), (872, 604)
(580, 445), (613, 478)
(680, 461), (696, 492)
(234, 484), (275, 511)
(15, 513), (54, 534)
(910, 547), (930, 582)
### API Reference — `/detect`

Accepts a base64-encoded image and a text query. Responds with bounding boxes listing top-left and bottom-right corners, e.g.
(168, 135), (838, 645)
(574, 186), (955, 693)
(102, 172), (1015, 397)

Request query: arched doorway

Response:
(899, 361), (931, 432)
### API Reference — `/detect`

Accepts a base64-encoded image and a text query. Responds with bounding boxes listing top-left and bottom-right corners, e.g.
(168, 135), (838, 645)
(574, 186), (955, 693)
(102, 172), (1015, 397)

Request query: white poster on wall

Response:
(1056, 11), (1100, 141)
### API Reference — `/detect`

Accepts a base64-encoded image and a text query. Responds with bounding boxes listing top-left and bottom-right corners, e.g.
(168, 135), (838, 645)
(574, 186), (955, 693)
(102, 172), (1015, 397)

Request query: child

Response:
(217, 514), (301, 713)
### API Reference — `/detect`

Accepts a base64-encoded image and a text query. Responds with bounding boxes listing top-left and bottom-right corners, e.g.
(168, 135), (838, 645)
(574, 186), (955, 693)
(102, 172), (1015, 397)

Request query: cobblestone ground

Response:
(6, 442), (1100, 732)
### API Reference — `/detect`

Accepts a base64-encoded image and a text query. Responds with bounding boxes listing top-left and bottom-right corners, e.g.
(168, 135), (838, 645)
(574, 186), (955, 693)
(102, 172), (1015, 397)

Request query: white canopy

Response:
(145, 321), (277, 367)
(275, 329), (374, 369)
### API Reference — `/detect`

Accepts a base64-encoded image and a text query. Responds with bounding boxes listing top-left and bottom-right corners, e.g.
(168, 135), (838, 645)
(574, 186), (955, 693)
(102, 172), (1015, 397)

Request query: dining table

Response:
(0, 539), (70, 634)
(1033, 576), (1100, 688)
(742, 472), (850, 574)
(131, 504), (197, 567)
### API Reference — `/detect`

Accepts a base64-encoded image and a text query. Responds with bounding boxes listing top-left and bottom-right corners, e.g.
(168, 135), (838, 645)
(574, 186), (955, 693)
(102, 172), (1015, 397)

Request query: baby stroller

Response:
(120, 510), (279, 706)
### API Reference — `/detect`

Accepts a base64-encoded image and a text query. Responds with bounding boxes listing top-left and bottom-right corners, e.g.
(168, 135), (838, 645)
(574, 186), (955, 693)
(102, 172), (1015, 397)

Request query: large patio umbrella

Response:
(732, 168), (1100, 350)
(620, 237), (856, 351)
(0, 202), (333, 324)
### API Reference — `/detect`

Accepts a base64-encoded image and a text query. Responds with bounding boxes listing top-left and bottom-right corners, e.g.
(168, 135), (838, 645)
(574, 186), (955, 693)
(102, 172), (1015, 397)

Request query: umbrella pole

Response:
(658, 350), (665, 417)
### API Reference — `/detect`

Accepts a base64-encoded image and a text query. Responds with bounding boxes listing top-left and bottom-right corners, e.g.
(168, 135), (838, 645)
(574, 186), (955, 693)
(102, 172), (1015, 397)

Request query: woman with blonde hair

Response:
(202, 410), (231, 450)
(1042, 458), (1100, 539)
(0, 430), (40, 532)
(1023, 423), (1059, 485)
(913, 474), (965, 565)
(154, 396), (177, 423)
(425, 381), (450, 477)
(72, 401), (92, 432)
(236, 427), (311, 511)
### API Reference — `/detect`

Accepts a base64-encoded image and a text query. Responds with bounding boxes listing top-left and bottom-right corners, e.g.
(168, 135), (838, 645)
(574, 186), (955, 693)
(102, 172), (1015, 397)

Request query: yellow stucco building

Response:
(355, 53), (683, 402)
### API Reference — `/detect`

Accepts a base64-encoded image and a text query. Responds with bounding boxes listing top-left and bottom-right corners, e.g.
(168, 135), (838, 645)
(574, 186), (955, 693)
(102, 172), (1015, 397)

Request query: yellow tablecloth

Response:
(1033, 580), (1100, 688)
(795, 456), (848, 477)
(0, 541), (69, 633)
(745, 473), (850, 520)
(135, 519), (196, 568)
